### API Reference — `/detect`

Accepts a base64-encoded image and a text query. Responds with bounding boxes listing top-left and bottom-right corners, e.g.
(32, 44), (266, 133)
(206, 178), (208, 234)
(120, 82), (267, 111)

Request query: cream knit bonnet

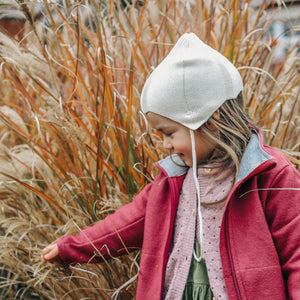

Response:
(140, 32), (243, 129)
(140, 33), (243, 262)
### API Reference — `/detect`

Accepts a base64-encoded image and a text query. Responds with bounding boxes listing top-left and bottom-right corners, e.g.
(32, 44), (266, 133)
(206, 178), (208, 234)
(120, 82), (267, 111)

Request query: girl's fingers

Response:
(41, 244), (59, 263)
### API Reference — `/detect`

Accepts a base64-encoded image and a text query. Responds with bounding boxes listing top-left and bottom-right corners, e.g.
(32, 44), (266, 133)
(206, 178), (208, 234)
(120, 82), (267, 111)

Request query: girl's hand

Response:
(41, 243), (59, 263)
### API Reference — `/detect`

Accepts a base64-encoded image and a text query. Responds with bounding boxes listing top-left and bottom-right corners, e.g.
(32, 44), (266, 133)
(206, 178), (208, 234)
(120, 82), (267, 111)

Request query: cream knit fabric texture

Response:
(141, 33), (243, 130)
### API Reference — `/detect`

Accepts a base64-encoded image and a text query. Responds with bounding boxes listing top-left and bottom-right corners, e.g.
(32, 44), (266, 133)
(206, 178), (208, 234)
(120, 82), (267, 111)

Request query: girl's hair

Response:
(200, 92), (254, 184)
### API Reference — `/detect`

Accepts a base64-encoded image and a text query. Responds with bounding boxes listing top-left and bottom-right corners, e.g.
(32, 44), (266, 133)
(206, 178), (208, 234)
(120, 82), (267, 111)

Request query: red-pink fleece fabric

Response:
(57, 130), (300, 299)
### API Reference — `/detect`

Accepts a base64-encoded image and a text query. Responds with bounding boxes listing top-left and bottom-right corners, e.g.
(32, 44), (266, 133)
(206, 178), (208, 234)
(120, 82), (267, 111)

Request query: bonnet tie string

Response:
(190, 129), (204, 262)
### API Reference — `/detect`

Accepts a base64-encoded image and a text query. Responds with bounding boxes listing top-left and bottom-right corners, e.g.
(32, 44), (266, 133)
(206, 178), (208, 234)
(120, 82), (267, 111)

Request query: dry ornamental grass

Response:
(0, 0), (299, 299)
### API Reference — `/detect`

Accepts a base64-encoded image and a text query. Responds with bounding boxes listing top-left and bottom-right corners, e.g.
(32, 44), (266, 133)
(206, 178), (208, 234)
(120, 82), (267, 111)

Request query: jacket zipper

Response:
(159, 176), (180, 298)
(223, 158), (276, 299)
(223, 157), (276, 300)
(224, 207), (243, 300)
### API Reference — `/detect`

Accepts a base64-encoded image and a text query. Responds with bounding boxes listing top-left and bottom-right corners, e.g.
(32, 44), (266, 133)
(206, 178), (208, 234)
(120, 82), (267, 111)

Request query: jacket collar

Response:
(157, 129), (274, 180)
(236, 129), (273, 182)
(157, 154), (188, 177)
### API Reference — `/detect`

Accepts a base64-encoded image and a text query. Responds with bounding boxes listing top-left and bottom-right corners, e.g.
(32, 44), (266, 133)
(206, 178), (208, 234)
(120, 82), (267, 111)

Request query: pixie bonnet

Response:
(140, 32), (243, 129)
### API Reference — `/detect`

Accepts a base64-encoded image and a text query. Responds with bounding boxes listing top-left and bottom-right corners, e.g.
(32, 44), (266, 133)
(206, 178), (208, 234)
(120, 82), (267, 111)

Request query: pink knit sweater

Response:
(163, 163), (234, 299)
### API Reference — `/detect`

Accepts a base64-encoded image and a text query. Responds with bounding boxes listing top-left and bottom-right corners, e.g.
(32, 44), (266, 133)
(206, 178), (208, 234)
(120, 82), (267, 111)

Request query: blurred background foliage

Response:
(0, 0), (299, 298)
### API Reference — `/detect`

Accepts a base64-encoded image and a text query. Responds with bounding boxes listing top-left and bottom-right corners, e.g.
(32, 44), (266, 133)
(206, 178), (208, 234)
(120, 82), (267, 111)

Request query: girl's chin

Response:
(180, 157), (192, 167)
(185, 162), (193, 167)
(175, 154), (192, 167)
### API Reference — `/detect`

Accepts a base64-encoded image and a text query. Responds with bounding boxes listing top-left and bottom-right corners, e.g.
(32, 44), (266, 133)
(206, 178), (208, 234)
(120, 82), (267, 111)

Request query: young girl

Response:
(42, 33), (300, 299)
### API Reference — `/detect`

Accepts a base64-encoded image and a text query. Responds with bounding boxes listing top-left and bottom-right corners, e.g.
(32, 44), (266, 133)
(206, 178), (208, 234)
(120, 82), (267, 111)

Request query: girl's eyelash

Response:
(165, 132), (173, 137)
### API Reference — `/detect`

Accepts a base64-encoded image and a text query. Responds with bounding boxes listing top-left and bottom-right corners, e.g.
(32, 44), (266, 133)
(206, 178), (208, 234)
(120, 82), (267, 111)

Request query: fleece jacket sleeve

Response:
(264, 163), (300, 299)
(57, 172), (166, 265)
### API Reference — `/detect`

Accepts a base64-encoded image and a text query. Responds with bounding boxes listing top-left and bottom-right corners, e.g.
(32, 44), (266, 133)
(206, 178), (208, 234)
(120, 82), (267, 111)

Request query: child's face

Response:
(146, 113), (217, 167)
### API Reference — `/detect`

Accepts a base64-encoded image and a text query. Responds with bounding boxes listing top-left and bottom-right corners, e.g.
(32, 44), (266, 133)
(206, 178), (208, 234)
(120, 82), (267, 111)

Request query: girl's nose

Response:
(163, 138), (172, 150)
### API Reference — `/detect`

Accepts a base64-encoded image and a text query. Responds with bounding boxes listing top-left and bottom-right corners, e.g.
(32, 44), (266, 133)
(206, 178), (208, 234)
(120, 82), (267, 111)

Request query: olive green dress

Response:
(182, 240), (214, 300)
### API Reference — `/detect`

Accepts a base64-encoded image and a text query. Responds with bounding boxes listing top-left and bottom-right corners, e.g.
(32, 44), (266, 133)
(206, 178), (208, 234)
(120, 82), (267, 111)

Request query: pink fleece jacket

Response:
(57, 130), (300, 299)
